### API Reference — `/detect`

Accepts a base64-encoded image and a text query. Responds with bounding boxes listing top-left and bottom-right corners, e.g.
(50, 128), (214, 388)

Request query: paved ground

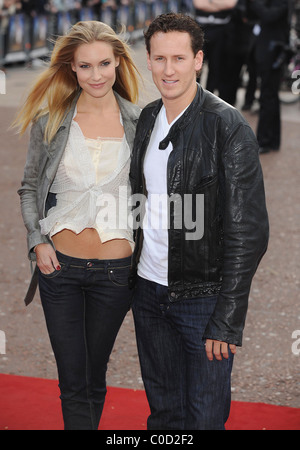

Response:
(0, 40), (299, 408)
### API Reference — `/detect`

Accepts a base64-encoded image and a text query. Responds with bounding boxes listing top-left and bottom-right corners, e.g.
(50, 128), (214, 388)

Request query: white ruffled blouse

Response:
(39, 115), (133, 248)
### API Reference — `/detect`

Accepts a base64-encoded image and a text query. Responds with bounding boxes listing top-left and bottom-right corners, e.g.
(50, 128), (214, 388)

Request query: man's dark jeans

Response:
(39, 251), (132, 430)
(132, 276), (234, 430)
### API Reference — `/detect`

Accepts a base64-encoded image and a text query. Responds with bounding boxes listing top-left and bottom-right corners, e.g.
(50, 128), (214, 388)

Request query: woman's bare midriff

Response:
(52, 228), (132, 259)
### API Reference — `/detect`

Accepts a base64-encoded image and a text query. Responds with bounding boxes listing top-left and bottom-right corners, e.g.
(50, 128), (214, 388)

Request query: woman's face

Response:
(71, 40), (119, 99)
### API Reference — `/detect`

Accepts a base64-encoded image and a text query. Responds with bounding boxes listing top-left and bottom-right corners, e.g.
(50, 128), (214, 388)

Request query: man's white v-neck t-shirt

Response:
(138, 104), (188, 286)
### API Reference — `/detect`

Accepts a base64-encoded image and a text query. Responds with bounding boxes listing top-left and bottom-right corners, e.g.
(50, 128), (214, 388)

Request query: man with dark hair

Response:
(130, 12), (269, 430)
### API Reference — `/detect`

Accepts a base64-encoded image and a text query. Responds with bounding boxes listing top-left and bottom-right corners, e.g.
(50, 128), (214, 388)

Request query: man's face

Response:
(147, 31), (203, 106)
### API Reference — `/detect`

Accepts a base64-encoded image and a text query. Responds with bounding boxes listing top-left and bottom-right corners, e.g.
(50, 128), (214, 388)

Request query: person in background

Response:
(193, 0), (237, 94)
(249, 0), (290, 153)
(218, 0), (258, 107)
(15, 20), (141, 430)
(295, 0), (300, 39)
(130, 13), (269, 430)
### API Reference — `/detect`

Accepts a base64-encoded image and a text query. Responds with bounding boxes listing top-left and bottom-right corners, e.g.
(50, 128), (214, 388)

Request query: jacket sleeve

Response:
(203, 121), (269, 346)
(17, 120), (49, 261)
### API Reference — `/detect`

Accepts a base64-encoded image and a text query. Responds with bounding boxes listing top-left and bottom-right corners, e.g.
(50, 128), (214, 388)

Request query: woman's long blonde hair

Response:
(14, 21), (141, 143)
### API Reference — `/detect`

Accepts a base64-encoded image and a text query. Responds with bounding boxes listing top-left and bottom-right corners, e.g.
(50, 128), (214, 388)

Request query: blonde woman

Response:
(15, 21), (141, 430)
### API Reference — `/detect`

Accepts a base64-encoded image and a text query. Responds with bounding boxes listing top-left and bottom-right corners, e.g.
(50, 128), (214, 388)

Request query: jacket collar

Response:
(42, 89), (81, 151)
(114, 91), (140, 123)
(157, 84), (206, 150)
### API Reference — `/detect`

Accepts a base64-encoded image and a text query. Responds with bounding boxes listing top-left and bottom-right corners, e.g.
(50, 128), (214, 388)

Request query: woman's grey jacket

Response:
(18, 91), (141, 305)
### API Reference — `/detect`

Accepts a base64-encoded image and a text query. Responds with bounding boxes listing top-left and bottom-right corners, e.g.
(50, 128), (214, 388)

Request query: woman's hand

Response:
(34, 244), (61, 275)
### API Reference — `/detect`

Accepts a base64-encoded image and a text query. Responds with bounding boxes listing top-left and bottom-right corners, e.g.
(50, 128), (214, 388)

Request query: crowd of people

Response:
(0, 0), (103, 18)
(2, 1), (300, 103)
(0, 0), (184, 21)
(194, 0), (300, 153)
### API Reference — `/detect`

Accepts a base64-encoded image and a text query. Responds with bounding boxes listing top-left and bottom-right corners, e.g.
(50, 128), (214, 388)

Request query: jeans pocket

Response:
(108, 265), (130, 287)
(39, 263), (65, 279)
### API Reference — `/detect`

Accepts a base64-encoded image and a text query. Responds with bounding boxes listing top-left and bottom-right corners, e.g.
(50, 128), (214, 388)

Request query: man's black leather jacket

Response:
(129, 85), (269, 346)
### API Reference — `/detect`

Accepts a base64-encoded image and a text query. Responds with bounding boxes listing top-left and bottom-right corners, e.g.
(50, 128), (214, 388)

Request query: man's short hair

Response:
(144, 12), (204, 56)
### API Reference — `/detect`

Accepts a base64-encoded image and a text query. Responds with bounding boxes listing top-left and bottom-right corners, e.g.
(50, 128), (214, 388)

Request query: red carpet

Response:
(1, 374), (299, 430)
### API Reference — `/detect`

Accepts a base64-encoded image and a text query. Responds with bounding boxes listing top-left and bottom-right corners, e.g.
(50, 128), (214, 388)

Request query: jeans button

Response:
(87, 262), (93, 267)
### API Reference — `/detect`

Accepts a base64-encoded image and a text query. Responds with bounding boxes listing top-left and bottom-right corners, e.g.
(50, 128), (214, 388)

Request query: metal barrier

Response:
(0, 0), (190, 66)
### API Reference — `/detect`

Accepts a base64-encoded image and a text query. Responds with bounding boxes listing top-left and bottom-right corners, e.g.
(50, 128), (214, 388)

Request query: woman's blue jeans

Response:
(39, 251), (133, 430)
(132, 276), (234, 430)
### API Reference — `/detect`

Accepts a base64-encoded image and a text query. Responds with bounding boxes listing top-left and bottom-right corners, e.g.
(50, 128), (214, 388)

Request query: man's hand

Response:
(34, 243), (61, 275)
(205, 339), (237, 361)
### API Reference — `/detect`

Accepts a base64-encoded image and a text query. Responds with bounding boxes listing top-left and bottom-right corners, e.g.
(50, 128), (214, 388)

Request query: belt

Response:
(196, 15), (231, 25)
(24, 264), (39, 306)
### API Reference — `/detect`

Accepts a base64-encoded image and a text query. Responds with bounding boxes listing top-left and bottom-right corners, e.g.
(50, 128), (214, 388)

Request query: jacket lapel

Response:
(45, 91), (81, 181)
